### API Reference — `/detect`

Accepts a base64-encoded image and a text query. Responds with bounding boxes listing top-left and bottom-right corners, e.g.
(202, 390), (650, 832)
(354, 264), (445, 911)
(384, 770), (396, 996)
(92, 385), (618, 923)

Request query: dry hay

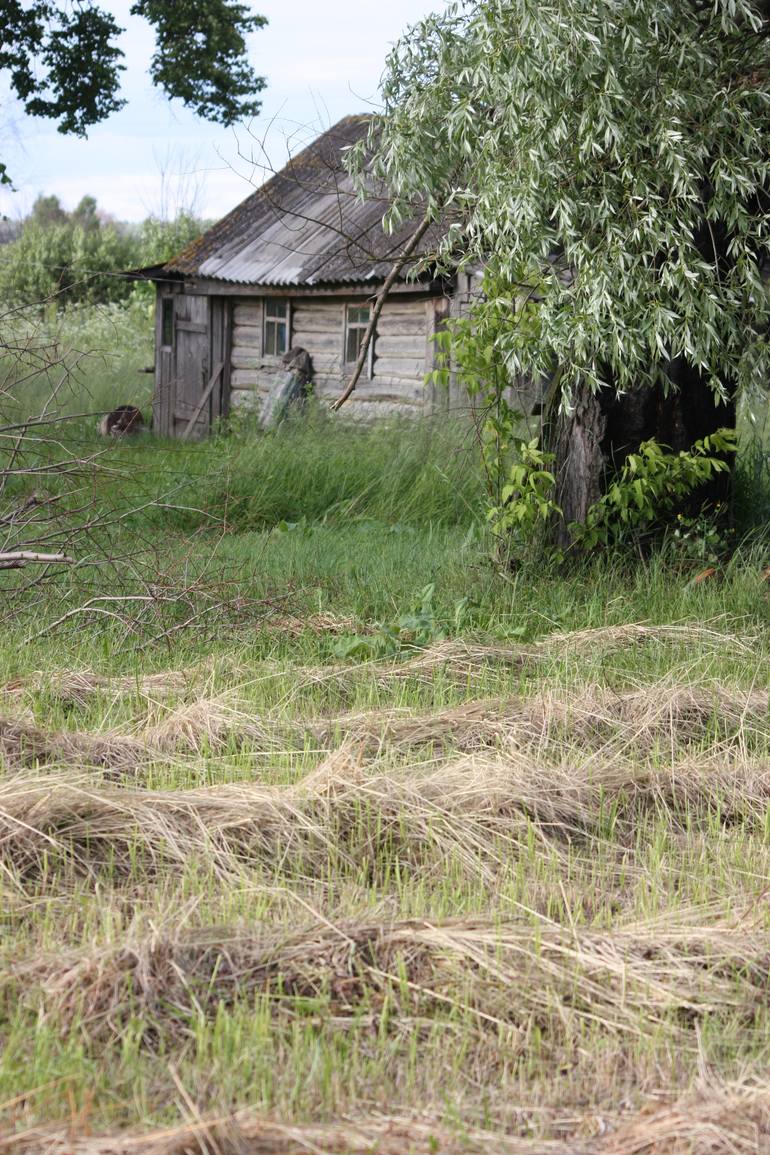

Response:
(3, 1081), (770, 1155)
(4, 676), (762, 782)
(313, 682), (770, 758)
(4, 620), (754, 709)
(0, 716), (146, 777)
(142, 694), (283, 756)
(0, 694), (284, 774)
(12, 908), (769, 1053)
(0, 753), (533, 880)
(1, 668), (197, 710)
(3, 739), (770, 882)
(127, 680), (767, 764)
(371, 622), (758, 685)
(263, 610), (367, 637)
(591, 1080), (770, 1154)
(535, 620), (757, 657)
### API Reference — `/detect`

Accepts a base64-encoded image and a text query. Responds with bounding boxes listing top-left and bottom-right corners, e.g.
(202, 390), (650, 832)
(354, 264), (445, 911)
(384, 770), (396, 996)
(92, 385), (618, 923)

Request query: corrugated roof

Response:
(163, 116), (439, 288)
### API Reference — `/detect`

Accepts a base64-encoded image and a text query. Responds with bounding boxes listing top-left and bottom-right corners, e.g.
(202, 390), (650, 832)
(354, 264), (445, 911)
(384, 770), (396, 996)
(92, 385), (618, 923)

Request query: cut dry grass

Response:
(4, 731), (770, 885)
(4, 1080), (770, 1155)
(0, 716), (146, 776)
(3, 620), (755, 708)
(13, 909), (770, 1048)
(0, 752), (536, 880)
(1, 608), (769, 1146)
(313, 682), (770, 758)
(1, 670), (199, 710)
(2, 680), (766, 776)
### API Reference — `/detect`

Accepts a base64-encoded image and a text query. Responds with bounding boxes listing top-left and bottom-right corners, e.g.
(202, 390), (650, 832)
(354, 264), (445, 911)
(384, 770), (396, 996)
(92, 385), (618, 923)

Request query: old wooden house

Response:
(143, 115), (473, 437)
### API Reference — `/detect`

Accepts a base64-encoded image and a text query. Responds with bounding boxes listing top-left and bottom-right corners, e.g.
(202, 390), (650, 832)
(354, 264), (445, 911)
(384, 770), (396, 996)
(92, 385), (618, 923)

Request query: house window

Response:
(264, 299), (289, 356)
(161, 297), (174, 347)
(345, 304), (371, 367)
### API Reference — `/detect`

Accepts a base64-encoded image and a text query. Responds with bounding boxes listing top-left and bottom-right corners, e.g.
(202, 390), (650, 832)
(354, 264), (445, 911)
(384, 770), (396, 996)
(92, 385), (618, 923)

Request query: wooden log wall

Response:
(228, 294), (447, 420)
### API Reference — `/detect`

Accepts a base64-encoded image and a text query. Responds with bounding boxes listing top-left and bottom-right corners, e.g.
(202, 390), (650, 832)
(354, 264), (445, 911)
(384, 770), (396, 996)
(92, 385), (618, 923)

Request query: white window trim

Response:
(343, 303), (373, 379)
(263, 298), (291, 358)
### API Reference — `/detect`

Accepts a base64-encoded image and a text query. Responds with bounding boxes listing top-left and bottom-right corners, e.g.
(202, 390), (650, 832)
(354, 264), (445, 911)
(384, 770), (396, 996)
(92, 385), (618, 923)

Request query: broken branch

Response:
(331, 212), (434, 412)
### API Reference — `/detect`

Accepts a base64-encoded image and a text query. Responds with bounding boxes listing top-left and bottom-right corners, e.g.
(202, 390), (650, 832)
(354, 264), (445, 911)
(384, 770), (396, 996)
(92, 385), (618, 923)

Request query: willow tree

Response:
(349, 0), (770, 548)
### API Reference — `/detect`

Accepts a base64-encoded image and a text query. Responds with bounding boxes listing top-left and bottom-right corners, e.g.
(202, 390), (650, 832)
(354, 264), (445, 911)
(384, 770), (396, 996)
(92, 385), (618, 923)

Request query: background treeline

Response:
(0, 194), (205, 307)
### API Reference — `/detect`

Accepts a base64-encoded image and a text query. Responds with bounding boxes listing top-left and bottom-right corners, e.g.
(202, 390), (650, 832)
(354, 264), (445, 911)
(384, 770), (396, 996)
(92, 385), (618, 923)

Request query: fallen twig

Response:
(0, 550), (74, 570)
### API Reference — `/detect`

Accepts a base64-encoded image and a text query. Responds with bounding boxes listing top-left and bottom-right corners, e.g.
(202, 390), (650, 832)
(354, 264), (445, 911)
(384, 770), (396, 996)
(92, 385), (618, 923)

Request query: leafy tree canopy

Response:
(0, 0), (266, 185)
(350, 0), (770, 405)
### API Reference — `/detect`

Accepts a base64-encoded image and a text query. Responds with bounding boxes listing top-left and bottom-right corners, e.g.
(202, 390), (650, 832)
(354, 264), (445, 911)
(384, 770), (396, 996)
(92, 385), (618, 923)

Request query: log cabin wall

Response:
(228, 293), (449, 419)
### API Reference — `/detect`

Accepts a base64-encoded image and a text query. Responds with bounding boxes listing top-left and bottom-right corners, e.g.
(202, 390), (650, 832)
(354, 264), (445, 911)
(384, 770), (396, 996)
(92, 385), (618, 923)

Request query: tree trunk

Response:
(549, 381), (607, 551)
(547, 366), (736, 550)
(545, 186), (740, 550)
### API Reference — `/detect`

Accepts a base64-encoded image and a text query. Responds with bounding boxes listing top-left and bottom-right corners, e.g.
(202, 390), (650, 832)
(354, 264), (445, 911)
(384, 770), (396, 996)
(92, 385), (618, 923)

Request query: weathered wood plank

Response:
(231, 351), (276, 370)
(354, 378), (425, 400)
(372, 356), (425, 380)
(374, 335), (427, 359)
(231, 368), (283, 388)
(344, 388), (423, 405)
(379, 300), (432, 316)
(233, 304), (262, 326)
(291, 333), (344, 354)
(232, 325), (261, 348)
(376, 315), (428, 338)
(306, 355), (343, 375)
(291, 307), (343, 332)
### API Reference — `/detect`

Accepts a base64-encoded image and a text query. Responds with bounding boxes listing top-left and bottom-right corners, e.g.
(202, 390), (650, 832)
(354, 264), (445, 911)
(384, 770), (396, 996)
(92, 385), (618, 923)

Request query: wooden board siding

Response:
(371, 299), (433, 414)
(171, 294), (210, 438)
(229, 299), (286, 412)
(227, 294), (441, 419)
(292, 302), (344, 401)
(153, 288), (229, 436)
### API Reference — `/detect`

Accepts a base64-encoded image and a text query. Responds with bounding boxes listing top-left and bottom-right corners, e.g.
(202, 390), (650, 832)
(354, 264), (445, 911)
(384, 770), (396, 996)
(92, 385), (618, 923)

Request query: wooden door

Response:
(172, 294), (210, 439)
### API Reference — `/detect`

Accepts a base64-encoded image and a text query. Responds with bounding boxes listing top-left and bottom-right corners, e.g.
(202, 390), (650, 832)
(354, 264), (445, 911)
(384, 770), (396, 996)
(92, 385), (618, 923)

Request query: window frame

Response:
(344, 303), (373, 378)
(160, 296), (175, 349)
(263, 298), (290, 357)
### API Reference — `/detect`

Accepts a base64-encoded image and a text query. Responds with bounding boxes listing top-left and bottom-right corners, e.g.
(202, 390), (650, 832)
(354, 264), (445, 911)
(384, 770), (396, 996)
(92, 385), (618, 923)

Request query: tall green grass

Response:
(202, 407), (483, 529)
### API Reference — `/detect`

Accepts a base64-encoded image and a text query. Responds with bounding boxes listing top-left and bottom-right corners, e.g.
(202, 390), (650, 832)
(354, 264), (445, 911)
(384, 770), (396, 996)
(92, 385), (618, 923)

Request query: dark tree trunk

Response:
(547, 366), (736, 550)
(549, 382), (607, 551)
(544, 182), (740, 551)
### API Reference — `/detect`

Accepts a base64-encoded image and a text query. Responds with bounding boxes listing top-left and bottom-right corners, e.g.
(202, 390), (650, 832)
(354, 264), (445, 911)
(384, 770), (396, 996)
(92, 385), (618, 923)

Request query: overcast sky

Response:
(0, 0), (444, 223)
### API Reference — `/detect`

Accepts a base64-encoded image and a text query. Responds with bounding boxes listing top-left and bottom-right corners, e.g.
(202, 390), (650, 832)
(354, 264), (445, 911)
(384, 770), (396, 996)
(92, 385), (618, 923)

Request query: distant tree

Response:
(0, 211), (133, 306)
(29, 194), (67, 227)
(71, 195), (100, 232)
(137, 213), (207, 269)
(0, 0), (267, 186)
(0, 195), (207, 308)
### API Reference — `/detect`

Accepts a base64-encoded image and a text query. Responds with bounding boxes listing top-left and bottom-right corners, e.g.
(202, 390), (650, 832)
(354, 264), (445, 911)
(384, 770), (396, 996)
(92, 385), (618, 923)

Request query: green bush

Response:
(0, 196), (204, 308)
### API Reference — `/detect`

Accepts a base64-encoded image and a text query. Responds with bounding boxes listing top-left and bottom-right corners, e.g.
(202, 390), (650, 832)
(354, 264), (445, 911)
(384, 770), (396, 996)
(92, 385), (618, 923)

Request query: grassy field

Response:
(2, 309), (770, 1154)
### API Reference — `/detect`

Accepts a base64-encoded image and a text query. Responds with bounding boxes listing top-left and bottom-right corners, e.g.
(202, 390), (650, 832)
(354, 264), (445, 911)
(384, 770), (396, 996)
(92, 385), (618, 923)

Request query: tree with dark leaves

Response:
(0, 0), (266, 186)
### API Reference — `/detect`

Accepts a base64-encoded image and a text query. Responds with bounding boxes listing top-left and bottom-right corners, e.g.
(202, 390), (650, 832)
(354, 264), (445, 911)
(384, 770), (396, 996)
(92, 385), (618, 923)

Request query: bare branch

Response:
(0, 550), (75, 569)
(331, 212), (434, 412)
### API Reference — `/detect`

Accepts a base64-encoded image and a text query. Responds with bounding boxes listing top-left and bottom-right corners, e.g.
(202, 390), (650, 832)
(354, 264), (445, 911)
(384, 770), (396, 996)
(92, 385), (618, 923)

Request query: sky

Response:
(0, 0), (444, 223)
